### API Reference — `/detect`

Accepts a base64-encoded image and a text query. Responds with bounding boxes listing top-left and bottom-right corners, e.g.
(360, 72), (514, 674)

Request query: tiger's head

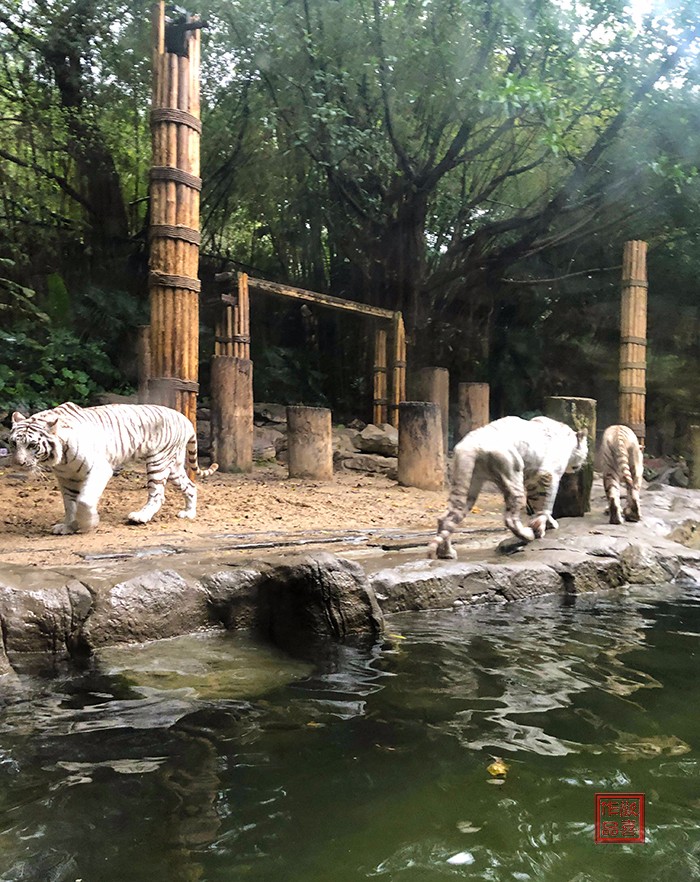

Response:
(10, 412), (63, 469)
(565, 429), (589, 474)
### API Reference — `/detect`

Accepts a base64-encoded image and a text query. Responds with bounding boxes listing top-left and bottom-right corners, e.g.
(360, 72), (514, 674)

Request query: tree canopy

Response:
(0, 0), (698, 447)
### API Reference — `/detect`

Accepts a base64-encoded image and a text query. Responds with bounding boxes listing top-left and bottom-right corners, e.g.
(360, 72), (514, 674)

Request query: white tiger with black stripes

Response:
(10, 402), (218, 534)
(600, 424), (643, 524)
(429, 415), (588, 559)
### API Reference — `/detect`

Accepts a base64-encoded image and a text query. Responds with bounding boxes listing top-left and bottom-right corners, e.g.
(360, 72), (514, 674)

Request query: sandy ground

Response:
(0, 460), (506, 568)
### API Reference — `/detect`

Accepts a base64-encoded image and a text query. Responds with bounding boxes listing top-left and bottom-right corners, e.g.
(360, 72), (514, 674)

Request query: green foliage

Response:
(253, 345), (329, 407)
(0, 326), (126, 415)
(0, 258), (48, 324)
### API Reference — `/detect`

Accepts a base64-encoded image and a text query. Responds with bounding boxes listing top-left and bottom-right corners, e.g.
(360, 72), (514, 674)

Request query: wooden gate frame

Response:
(214, 273), (407, 426)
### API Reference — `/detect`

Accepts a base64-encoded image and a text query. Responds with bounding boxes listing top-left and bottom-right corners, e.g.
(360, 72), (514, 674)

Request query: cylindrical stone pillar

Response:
(545, 396), (597, 517)
(210, 356), (253, 472)
(690, 425), (700, 490)
(456, 382), (489, 442)
(397, 401), (445, 490)
(287, 406), (333, 480)
(408, 367), (449, 453)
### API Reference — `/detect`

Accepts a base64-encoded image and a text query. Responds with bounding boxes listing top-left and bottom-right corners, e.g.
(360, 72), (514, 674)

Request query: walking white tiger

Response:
(600, 424), (643, 524)
(10, 402), (218, 534)
(429, 416), (588, 559)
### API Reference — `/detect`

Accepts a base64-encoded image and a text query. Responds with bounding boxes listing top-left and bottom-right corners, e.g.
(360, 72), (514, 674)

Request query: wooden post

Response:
(210, 356), (253, 472)
(148, 2), (203, 429)
(397, 402), (445, 490)
(408, 367), (449, 454)
(137, 324), (152, 403)
(456, 382), (489, 442)
(211, 271), (253, 471)
(373, 327), (388, 425)
(545, 396), (597, 517)
(389, 312), (406, 428)
(620, 240), (648, 446)
(287, 406), (333, 480)
(690, 425), (700, 490)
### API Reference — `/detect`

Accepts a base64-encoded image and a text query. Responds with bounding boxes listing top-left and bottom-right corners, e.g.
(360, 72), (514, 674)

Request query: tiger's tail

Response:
(186, 435), (219, 478)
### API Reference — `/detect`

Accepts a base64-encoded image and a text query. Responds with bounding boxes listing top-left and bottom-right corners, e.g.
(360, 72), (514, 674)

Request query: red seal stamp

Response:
(595, 793), (645, 843)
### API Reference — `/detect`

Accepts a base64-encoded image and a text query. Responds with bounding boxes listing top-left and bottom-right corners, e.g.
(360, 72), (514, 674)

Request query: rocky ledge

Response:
(0, 483), (698, 676)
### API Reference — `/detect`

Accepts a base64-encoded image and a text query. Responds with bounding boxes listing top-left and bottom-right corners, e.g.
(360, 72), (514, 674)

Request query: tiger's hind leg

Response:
(128, 455), (168, 524)
(604, 474), (623, 525)
(168, 464), (197, 520)
(493, 457), (534, 543)
(429, 449), (483, 560)
(623, 478), (641, 522)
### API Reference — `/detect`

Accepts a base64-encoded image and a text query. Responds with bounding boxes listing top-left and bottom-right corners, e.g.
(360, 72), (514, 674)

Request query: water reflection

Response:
(1, 584), (700, 881)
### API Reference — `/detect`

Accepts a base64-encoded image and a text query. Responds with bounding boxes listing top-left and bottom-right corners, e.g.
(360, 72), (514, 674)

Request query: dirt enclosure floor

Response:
(0, 461), (506, 568)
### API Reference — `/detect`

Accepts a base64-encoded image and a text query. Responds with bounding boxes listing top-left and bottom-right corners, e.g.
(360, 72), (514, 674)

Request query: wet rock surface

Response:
(0, 481), (698, 673)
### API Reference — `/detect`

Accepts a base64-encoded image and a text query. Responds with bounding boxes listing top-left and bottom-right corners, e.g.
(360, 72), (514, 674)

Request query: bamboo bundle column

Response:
(389, 312), (406, 428)
(148, 2), (203, 430)
(373, 327), (388, 425)
(137, 325), (152, 403)
(211, 271), (253, 471)
(619, 240), (648, 446)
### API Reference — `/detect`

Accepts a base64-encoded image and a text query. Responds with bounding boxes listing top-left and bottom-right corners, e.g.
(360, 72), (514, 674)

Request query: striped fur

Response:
(600, 424), (643, 524)
(429, 416), (588, 559)
(10, 402), (218, 534)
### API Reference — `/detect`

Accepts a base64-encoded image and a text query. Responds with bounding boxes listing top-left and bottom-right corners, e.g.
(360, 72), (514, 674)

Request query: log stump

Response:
(397, 401), (445, 490)
(456, 382), (489, 442)
(210, 355), (253, 472)
(690, 425), (700, 490)
(287, 406), (333, 480)
(408, 367), (449, 453)
(545, 396), (597, 517)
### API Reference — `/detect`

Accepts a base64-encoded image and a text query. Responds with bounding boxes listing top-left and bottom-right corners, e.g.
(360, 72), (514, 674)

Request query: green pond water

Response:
(2, 581), (700, 882)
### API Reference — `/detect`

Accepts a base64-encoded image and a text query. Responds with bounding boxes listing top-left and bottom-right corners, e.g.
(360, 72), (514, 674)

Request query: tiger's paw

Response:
(530, 514), (557, 538)
(177, 509), (196, 520)
(127, 510), (153, 525)
(428, 535), (458, 560)
(52, 522), (75, 535)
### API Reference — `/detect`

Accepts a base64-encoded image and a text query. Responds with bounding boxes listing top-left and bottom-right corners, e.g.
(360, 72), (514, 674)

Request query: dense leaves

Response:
(0, 0), (698, 449)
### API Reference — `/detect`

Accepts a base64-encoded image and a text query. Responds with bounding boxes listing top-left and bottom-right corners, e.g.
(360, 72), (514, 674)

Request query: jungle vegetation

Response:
(0, 0), (698, 451)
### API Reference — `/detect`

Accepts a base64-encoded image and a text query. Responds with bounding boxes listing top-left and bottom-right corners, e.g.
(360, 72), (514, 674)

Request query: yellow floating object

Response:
(387, 633), (406, 640)
(486, 758), (509, 778)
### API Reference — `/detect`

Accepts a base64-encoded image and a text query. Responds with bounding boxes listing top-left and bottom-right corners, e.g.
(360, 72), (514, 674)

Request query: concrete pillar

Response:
(545, 396), (597, 517)
(210, 356), (253, 472)
(690, 425), (700, 490)
(287, 406), (333, 480)
(397, 401), (445, 490)
(456, 382), (489, 442)
(408, 367), (449, 453)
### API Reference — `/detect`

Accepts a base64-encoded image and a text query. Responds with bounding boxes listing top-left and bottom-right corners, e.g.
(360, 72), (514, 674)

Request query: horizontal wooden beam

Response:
(248, 277), (396, 321)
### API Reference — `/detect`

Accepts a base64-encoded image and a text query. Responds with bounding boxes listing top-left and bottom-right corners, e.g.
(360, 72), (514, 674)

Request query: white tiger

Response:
(429, 415), (588, 559)
(10, 402), (218, 534)
(600, 424), (643, 524)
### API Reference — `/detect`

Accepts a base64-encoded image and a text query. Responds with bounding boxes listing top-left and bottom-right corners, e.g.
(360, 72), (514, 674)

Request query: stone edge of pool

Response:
(0, 484), (698, 676)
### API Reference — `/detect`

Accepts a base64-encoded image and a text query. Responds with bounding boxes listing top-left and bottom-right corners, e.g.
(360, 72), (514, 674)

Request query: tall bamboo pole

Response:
(619, 240), (648, 446)
(148, 3), (203, 428)
(373, 327), (388, 425)
(389, 312), (406, 428)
